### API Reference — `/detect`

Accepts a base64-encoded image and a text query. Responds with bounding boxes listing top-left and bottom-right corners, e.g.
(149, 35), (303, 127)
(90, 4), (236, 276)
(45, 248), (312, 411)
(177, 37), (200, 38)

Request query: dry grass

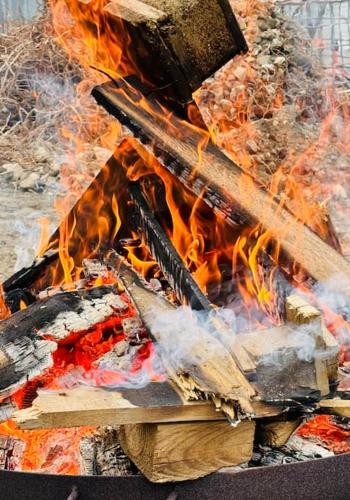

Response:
(0, 8), (116, 184)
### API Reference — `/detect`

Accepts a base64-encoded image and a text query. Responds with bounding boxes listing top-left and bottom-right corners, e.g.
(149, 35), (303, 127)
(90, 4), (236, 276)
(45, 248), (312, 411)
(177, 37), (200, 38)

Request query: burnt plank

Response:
(92, 81), (350, 304)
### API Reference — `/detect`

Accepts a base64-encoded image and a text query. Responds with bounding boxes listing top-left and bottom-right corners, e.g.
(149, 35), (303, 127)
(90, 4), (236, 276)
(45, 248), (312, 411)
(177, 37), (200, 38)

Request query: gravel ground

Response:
(0, 182), (59, 281)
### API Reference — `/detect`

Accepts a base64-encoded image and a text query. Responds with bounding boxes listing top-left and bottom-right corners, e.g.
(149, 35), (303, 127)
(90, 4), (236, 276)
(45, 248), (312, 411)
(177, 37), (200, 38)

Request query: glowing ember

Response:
(0, 420), (93, 475)
(297, 415), (350, 454)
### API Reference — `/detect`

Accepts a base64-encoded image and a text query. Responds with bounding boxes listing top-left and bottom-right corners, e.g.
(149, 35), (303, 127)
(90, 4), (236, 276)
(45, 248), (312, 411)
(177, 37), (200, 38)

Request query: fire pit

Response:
(0, 0), (350, 491)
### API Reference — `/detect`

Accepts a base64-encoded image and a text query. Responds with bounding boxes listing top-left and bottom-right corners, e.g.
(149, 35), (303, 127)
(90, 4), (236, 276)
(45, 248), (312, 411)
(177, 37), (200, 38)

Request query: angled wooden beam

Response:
(92, 81), (350, 304)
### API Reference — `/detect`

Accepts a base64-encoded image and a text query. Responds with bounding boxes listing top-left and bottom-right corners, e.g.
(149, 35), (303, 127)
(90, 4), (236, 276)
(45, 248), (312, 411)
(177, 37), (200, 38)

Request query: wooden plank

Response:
(118, 420), (255, 482)
(107, 253), (256, 422)
(319, 399), (350, 418)
(92, 81), (350, 304)
(12, 383), (281, 430)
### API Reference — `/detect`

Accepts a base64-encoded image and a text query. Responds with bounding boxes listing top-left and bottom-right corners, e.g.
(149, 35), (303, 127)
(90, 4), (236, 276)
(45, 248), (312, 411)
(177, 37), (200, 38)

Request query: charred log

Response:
(0, 435), (25, 471)
(129, 182), (211, 310)
(0, 286), (126, 398)
(80, 426), (138, 477)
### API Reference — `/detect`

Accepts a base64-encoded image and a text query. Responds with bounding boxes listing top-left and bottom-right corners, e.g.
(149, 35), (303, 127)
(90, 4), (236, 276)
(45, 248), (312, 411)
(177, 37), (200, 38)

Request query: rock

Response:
(1, 163), (24, 181)
(333, 184), (347, 200)
(246, 139), (258, 154)
(32, 145), (52, 163)
(19, 172), (40, 191)
(274, 56), (286, 65)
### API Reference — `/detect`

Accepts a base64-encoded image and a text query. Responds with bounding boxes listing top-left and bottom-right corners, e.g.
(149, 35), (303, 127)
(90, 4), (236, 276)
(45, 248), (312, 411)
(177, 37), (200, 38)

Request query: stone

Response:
(274, 56), (286, 65)
(32, 145), (52, 163)
(1, 163), (24, 181)
(19, 172), (40, 191)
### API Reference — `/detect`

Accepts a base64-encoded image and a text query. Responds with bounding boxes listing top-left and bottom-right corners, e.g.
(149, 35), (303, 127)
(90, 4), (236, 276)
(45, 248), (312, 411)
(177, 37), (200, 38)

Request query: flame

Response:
(37, 0), (350, 337)
(1, 0), (350, 475)
(43, 0), (329, 319)
(0, 284), (10, 320)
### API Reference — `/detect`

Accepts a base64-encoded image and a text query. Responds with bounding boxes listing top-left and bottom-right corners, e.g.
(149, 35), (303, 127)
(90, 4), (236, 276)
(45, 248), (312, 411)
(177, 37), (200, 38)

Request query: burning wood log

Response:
(2, 249), (58, 296)
(92, 81), (350, 303)
(238, 298), (339, 400)
(80, 0), (246, 104)
(107, 252), (256, 422)
(129, 181), (256, 376)
(118, 420), (256, 482)
(129, 182), (212, 310)
(0, 286), (127, 398)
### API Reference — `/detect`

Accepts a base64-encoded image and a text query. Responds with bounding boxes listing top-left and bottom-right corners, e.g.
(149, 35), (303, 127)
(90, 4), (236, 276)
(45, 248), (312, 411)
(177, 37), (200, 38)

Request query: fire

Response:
(1, 0), (350, 475)
(0, 284), (10, 320)
(39, 0), (350, 328)
(297, 415), (350, 454)
(0, 420), (93, 475)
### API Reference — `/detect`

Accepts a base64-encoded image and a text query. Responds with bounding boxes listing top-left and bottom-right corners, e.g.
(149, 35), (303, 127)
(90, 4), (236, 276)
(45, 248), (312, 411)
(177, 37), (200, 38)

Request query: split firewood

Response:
(258, 418), (301, 448)
(118, 420), (255, 482)
(318, 399), (350, 418)
(0, 400), (16, 423)
(107, 252), (256, 422)
(286, 294), (339, 395)
(2, 249), (58, 295)
(92, 81), (350, 304)
(0, 286), (128, 398)
(237, 295), (339, 399)
(78, 0), (246, 103)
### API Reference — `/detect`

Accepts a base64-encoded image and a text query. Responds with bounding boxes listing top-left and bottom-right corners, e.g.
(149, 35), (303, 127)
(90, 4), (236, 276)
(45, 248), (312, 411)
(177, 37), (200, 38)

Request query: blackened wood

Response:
(128, 181), (256, 376)
(0, 286), (122, 398)
(2, 250), (58, 294)
(80, 426), (138, 476)
(0, 435), (25, 471)
(129, 182), (211, 310)
(92, 81), (350, 303)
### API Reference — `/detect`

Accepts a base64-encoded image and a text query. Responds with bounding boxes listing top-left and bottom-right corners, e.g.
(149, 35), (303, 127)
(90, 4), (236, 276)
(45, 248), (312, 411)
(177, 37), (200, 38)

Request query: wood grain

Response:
(13, 383), (280, 430)
(119, 419), (255, 482)
(259, 419), (301, 447)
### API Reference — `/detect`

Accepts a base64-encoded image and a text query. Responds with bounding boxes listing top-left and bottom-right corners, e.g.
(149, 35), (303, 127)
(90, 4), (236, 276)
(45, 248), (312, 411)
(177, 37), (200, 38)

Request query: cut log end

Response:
(118, 419), (256, 482)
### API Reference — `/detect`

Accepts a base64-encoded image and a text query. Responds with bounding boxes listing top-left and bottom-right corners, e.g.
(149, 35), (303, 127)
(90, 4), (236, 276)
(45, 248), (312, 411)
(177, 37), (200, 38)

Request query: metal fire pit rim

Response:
(0, 453), (349, 500)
